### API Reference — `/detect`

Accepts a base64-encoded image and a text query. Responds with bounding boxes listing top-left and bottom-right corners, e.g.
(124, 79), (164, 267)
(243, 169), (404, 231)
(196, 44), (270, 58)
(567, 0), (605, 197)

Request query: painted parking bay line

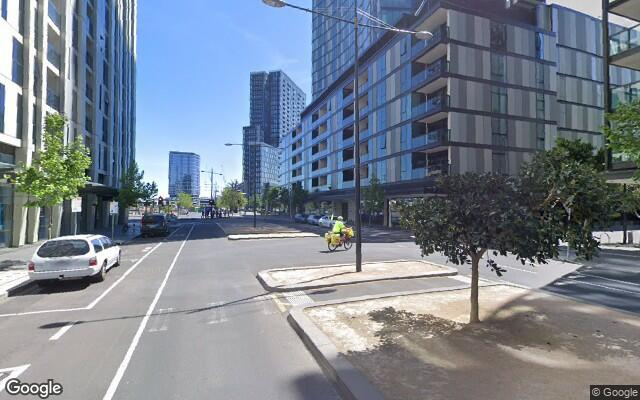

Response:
(0, 364), (30, 394)
(49, 321), (78, 341)
(103, 224), (195, 400)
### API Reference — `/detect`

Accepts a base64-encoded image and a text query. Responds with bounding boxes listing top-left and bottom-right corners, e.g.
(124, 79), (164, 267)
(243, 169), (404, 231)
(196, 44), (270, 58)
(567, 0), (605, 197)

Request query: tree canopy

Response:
(218, 186), (247, 211)
(362, 174), (385, 218)
(604, 98), (640, 179)
(177, 192), (193, 210)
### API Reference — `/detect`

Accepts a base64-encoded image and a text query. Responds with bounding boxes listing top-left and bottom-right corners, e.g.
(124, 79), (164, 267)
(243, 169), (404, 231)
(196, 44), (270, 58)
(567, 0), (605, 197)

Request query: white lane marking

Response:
(574, 272), (640, 288)
(49, 321), (77, 341)
(557, 278), (639, 295)
(206, 302), (229, 325)
(449, 275), (500, 285)
(103, 224), (195, 400)
(500, 265), (537, 274)
(142, 247), (152, 253)
(0, 364), (30, 394)
(0, 225), (188, 318)
(283, 290), (313, 306)
(148, 308), (173, 333)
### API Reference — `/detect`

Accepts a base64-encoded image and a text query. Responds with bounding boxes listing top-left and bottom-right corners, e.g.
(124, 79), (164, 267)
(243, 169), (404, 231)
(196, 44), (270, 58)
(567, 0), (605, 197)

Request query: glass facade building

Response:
(311, 0), (418, 99)
(282, 0), (640, 224)
(242, 70), (306, 197)
(168, 152), (201, 200)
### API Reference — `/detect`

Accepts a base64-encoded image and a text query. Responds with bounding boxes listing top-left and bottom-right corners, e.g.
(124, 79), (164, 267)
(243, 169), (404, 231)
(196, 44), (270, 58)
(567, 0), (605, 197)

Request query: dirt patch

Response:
(306, 285), (640, 400)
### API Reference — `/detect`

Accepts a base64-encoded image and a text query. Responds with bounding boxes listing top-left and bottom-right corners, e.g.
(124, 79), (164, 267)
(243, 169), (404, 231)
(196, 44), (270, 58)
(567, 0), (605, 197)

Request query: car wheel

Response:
(93, 261), (106, 282)
(114, 251), (121, 267)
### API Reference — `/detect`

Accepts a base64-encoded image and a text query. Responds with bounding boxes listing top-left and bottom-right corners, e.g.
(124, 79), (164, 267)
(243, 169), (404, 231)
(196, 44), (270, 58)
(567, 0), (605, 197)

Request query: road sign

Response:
(71, 197), (82, 213)
(109, 201), (119, 215)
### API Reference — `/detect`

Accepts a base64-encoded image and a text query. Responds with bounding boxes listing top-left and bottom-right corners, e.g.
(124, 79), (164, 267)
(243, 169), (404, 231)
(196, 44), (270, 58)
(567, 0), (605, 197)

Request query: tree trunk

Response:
(470, 254), (481, 323)
(47, 206), (53, 240)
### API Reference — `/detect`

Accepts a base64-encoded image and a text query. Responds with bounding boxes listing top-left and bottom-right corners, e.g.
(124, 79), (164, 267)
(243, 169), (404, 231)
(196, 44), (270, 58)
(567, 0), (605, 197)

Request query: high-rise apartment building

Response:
(168, 151), (200, 200)
(311, 0), (418, 99)
(281, 0), (640, 225)
(0, 0), (136, 247)
(242, 70), (305, 198)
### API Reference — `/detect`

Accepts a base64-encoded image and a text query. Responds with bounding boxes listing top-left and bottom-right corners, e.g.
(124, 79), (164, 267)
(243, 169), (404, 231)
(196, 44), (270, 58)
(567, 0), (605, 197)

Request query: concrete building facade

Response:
(0, 0), (136, 247)
(280, 0), (640, 225)
(242, 70), (305, 198)
(168, 151), (200, 200)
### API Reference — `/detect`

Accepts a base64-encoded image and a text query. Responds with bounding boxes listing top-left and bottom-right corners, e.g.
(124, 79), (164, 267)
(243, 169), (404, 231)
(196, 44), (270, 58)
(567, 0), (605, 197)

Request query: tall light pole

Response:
(262, 0), (431, 272)
(201, 169), (223, 201)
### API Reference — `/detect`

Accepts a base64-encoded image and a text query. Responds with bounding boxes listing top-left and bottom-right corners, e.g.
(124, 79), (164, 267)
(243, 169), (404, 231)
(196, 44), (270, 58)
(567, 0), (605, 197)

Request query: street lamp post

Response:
(201, 169), (223, 202)
(262, 0), (431, 272)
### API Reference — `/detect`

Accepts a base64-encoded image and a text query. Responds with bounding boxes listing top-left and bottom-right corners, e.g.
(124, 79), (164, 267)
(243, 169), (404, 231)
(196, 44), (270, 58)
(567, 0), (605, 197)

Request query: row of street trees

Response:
(260, 183), (309, 215)
(8, 114), (158, 239)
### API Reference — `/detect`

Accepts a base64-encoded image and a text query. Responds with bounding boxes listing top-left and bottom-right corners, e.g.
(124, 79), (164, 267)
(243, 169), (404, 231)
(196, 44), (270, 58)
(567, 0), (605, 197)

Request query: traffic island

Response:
(257, 260), (457, 292)
(228, 232), (319, 240)
(289, 284), (640, 400)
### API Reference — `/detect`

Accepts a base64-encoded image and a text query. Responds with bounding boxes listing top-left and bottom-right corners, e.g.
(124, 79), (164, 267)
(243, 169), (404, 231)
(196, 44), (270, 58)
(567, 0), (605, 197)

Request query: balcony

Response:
(46, 89), (61, 111)
(412, 58), (448, 88)
(610, 23), (640, 70)
(48, 1), (61, 29)
(412, 128), (449, 148)
(412, 95), (448, 119)
(47, 45), (62, 70)
(611, 81), (640, 109)
(412, 25), (448, 57)
(609, 0), (640, 22)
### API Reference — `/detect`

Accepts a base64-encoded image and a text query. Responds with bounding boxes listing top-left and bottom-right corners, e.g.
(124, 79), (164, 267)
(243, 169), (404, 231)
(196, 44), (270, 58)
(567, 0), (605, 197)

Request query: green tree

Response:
(553, 137), (605, 171)
(290, 183), (309, 213)
(604, 98), (640, 179)
(218, 187), (247, 212)
(362, 174), (385, 224)
(10, 114), (91, 239)
(140, 181), (158, 204)
(177, 192), (193, 212)
(118, 161), (145, 210)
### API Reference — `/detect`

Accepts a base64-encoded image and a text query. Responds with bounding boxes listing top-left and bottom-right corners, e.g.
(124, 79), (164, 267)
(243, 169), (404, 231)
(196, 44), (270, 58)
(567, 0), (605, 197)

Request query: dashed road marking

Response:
(148, 308), (173, 332)
(142, 246), (153, 253)
(49, 321), (78, 341)
(206, 302), (229, 324)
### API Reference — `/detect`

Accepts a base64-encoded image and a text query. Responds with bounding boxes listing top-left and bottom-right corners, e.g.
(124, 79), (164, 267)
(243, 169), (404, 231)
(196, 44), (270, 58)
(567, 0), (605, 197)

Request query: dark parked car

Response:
(294, 213), (308, 223)
(141, 213), (169, 237)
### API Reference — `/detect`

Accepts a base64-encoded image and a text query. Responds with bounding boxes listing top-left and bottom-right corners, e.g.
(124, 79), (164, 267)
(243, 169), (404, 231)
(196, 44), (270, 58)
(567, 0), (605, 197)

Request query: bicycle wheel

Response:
(328, 242), (338, 252)
(343, 238), (353, 250)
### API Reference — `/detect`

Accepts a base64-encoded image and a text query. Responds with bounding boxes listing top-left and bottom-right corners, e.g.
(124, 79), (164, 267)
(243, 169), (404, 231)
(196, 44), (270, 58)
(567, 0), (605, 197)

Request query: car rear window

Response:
(142, 215), (163, 223)
(37, 240), (91, 258)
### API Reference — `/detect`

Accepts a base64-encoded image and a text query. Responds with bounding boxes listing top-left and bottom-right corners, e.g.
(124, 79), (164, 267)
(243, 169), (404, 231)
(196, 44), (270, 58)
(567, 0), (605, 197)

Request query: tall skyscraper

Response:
(311, 0), (418, 99)
(0, 0), (136, 247)
(168, 152), (200, 200)
(242, 71), (305, 198)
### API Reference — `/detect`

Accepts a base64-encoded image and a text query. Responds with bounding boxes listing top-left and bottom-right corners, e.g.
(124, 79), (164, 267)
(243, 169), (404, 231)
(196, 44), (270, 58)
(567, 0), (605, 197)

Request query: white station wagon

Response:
(28, 235), (121, 284)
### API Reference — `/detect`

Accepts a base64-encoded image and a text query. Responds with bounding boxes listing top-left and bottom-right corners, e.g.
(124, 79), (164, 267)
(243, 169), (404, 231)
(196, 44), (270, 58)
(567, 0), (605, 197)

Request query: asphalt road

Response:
(0, 215), (637, 399)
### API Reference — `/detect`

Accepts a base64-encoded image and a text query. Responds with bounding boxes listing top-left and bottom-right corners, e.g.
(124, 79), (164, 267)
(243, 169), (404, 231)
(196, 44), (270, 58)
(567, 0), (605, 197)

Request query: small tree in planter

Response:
(10, 114), (91, 239)
(362, 174), (385, 225)
(399, 168), (611, 323)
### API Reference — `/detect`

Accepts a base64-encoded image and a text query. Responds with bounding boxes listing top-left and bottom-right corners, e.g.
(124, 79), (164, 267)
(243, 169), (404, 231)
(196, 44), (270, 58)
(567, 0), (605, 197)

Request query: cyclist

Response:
(332, 216), (346, 238)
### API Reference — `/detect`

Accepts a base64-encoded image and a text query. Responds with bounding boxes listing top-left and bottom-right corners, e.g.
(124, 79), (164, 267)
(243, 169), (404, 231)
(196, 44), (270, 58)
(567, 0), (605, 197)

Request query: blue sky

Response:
(136, 0), (312, 197)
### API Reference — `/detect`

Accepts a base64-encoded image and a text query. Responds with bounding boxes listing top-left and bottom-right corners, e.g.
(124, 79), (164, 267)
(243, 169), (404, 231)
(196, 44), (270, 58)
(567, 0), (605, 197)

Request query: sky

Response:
(135, 0), (625, 198)
(135, 0), (312, 197)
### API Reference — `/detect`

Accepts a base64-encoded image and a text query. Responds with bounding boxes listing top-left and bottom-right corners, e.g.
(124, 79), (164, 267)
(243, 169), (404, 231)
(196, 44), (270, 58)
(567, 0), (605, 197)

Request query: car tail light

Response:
(89, 257), (97, 266)
(28, 262), (35, 271)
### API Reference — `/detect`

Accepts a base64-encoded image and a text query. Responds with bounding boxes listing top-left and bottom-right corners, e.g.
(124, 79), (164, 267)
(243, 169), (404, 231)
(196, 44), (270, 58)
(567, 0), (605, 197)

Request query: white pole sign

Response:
(109, 201), (119, 215)
(71, 197), (82, 213)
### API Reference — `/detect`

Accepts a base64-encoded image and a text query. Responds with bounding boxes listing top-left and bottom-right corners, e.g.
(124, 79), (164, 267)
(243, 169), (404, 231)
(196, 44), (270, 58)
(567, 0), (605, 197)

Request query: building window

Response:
(0, 84), (4, 133)
(490, 22), (506, 51)
(536, 93), (545, 119)
(535, 32), (544, 59)
(491, 53), (506, 82)
(536, 124), (545, 150)
(12, 39), (24, 85)
(491, 118), (508, 147)
(535, 63), (544, 89)
(492, 152), (508, 174)
(491, 86), (507, 114)
(16, 94), (22, 138)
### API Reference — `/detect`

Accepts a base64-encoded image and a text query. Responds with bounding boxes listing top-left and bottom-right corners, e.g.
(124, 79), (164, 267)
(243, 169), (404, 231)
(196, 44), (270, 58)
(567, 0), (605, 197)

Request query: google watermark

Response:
(5, 379), (63, 399)
(591, 385), (640, 400)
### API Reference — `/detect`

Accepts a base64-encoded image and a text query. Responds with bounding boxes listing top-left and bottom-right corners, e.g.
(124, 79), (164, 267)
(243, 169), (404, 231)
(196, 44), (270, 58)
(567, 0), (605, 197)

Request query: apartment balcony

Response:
(46, 89), (61, 111)
(427, 162), (449, 176)
(609, 0), (640, 22)
(342, 92), (354, 107)
(610, 23), (640, 70)
(47, 46), (62, 71)
(412, 95), (448, 119)
(342, 113), (355, 128)
(412, 58), (448, 88)
(48, 0), (61, 29)
(611, 81), (640, 109)
(412, 24), (448, 58)
(412, 128), (450, 149)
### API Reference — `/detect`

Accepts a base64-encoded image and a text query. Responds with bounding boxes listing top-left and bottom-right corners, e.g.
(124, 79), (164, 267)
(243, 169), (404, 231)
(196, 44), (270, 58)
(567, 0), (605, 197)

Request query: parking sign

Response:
(109, 201), (119, 215)
(71, 197), (82, 213)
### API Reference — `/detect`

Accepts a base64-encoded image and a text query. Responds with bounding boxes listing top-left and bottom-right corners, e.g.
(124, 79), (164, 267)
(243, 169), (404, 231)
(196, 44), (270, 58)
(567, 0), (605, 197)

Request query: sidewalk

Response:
(0, 224), (139, 300)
